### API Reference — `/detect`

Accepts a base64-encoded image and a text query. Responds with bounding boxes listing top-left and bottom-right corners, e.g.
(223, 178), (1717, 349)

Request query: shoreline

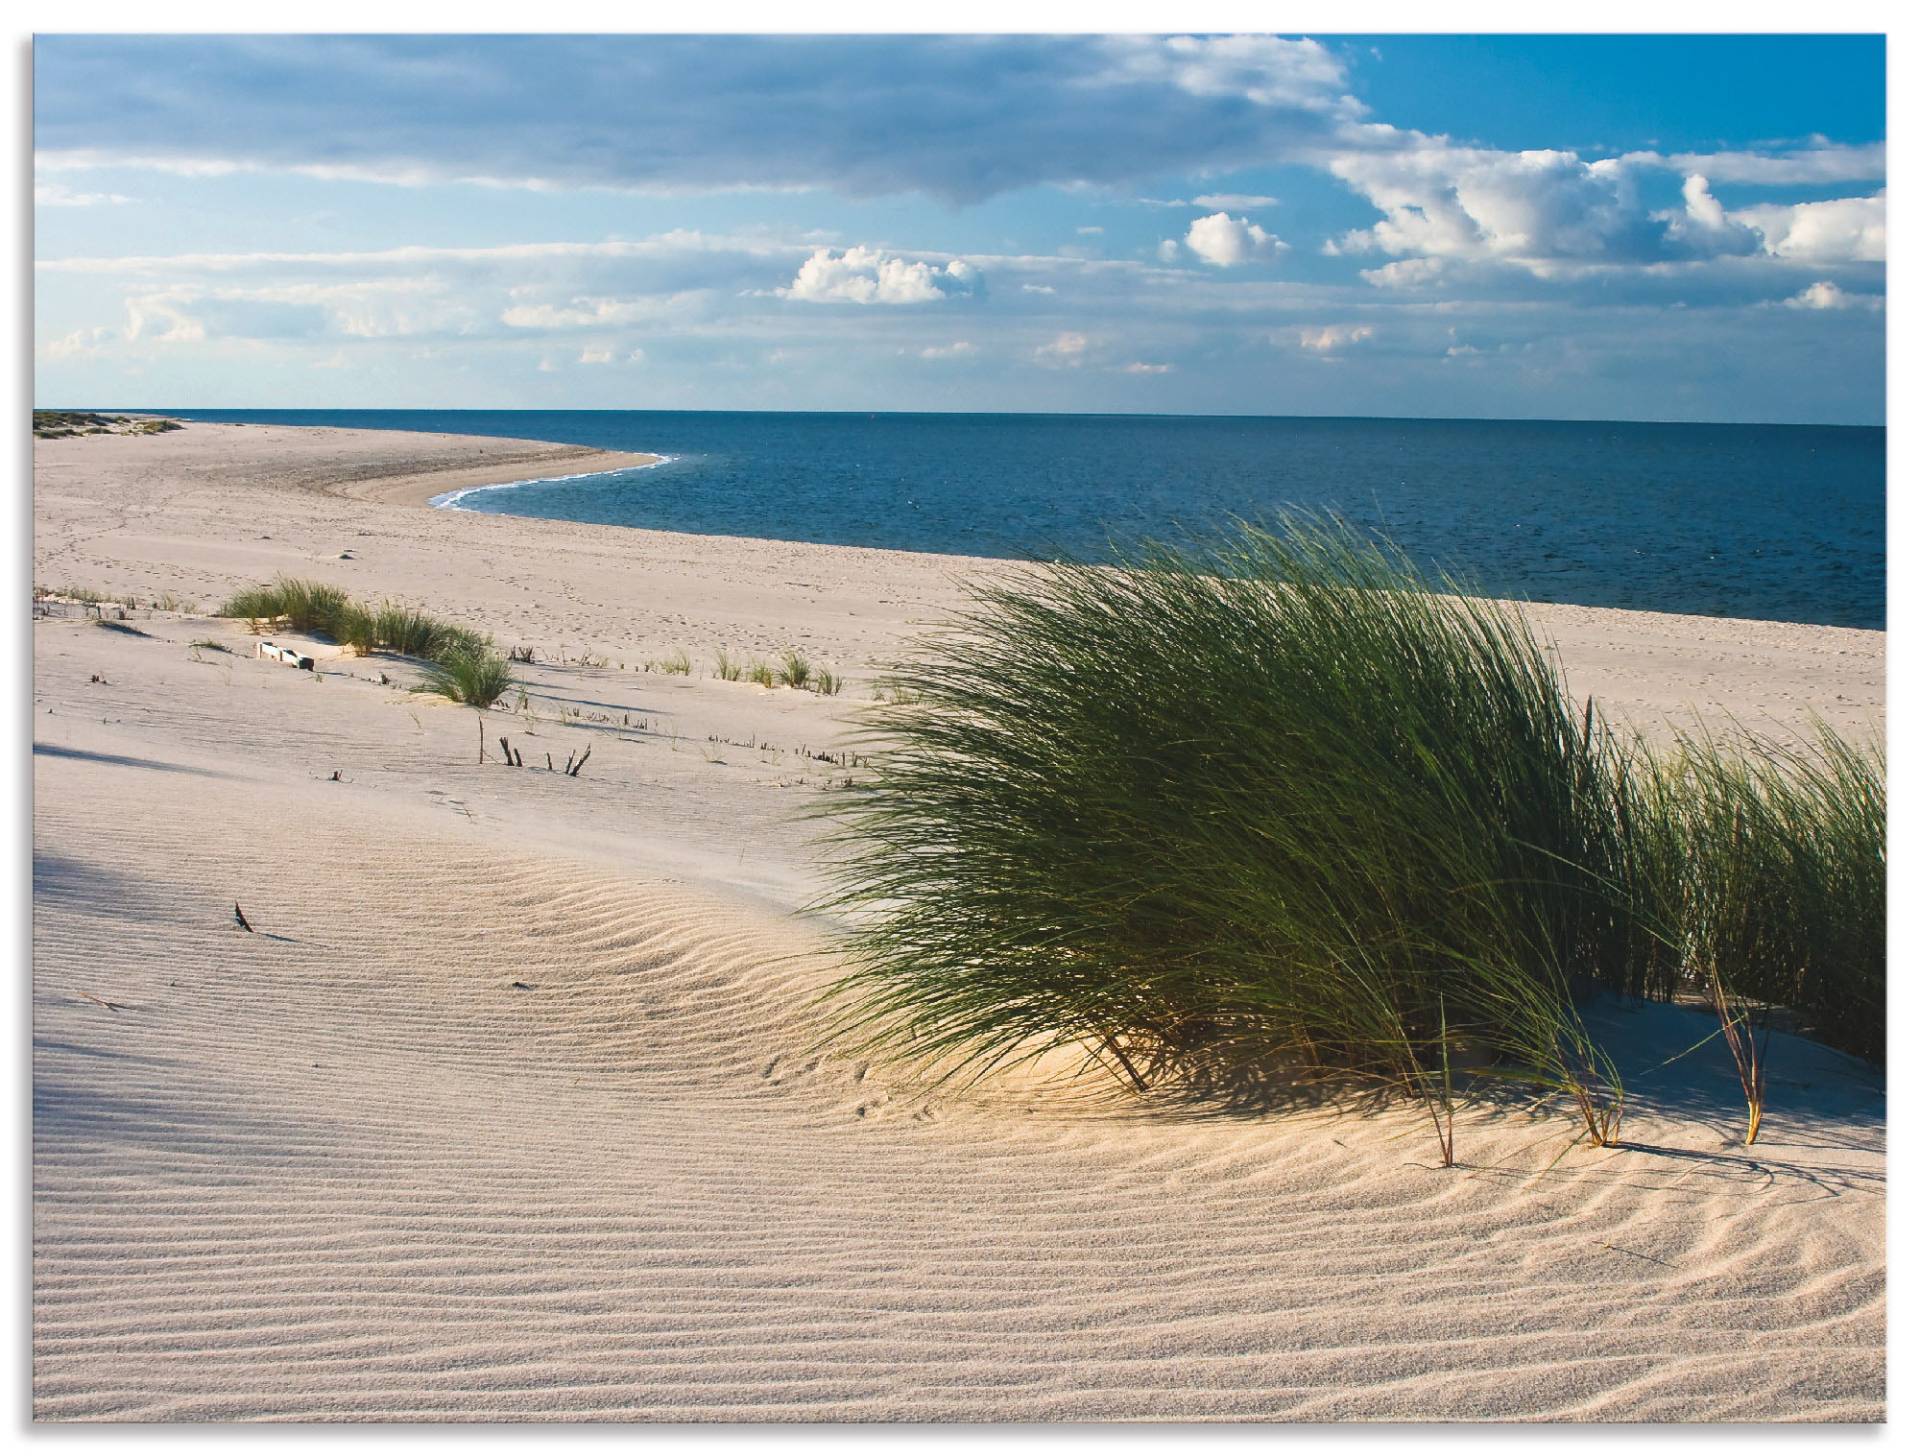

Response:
(31, 417), (1885, 747)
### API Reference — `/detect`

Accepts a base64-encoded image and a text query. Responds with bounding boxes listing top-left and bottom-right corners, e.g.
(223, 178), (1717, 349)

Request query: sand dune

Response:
(31, 423), (1884, 1420)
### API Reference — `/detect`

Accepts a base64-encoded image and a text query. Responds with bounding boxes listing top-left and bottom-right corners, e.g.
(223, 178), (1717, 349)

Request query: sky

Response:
(32, 33), (1888, 423)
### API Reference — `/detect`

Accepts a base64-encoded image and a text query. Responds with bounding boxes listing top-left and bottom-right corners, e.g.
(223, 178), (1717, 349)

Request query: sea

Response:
(148, 410), (1885, 630)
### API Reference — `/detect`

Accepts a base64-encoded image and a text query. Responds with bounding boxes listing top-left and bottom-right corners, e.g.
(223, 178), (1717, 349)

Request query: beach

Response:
(31, 420), (1886, 1421)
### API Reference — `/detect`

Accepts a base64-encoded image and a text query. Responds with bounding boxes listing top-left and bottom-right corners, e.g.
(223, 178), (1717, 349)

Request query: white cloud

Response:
(1076, 225), (1104, 236)
(502, 293), (702, 330)
(1627, 141), (1885, 186)
(1156, 239), (1182, 263)
(1732, 193), (1885, 264)
(1327, 139), (1885, 279)
(1020, 282), (1057, 294)
(35, 180), (131, 207)
(1294, 324), (1376, 353)
(918, 340), (977, 358)
(1328, 146), (1664, 263)
(1193, 193), (1278, 210)
(578, 347), (614, 364)
(1184, 212), (1287, 267)
(1093, 34), (1356, 114)
(1658, 174), (1764, 257)
(42, 325), (117, 357)
(1122, 361), (1171, 374)
(1782, 280), (1883, 312)
(780, 246), (980, 304)
(1035, 331), (1089, 366)
(1359, 257), (1454, 289)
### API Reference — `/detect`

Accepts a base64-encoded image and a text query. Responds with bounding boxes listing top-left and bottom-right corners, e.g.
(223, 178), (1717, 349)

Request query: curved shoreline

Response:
(429, 454), (674, 510)
(314, 440), (664, 508)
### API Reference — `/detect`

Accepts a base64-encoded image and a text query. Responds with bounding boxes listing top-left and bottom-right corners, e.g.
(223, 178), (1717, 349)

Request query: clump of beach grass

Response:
(1624, 722), (1884, 1138)
(714, 648), (744, 681)
(650, 649), (692, 676)
(747, 659), (778, 689)
(217, 576), (351, 636)
(816, 514), (1883, 1154)
(779, 650), (813, 689)
(814, 668), (843, 697)
(816, 515), (1635, 1154)
(411, 645), (514, 708)
(218, 576), (515, 707)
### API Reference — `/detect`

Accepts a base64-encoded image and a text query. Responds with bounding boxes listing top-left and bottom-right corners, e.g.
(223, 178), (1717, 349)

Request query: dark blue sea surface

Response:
(148, 410), (1885, 629)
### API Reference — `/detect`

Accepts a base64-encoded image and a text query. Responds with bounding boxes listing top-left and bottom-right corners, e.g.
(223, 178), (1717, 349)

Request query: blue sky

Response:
(33, 34), (1887, 422)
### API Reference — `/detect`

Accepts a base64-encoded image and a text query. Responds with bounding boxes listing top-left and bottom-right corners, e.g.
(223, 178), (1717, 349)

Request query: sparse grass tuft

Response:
(814, 668), (843, 697)
(778, 650), (812, 690)
(411, 645), (514, 708)
(713, 648), (744, 681)
(747, 659), (778, 688)
(650, 650), (692, 676)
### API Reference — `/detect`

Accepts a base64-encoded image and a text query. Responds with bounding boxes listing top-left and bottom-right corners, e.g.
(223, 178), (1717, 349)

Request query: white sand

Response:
(32, 421), (1884, 1420)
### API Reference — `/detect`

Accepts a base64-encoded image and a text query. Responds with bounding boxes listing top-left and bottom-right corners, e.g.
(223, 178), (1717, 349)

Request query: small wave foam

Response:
(430, 455), (674, 511)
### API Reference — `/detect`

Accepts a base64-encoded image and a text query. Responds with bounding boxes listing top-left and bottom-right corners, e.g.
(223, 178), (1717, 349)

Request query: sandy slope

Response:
(31, 423), (1885, 1420)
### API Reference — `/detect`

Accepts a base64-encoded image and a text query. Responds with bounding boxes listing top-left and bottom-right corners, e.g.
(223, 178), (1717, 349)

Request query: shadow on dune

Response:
(33, 742), (236, 778)
(32, 851), (202, 930)
(32, 1042), (338, 1172)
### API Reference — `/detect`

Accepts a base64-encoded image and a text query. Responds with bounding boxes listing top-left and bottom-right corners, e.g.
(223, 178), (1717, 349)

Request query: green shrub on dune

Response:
(818, 516), (1883, 1151)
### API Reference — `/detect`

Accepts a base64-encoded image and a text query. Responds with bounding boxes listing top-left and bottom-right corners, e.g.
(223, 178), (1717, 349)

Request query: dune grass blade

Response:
(814, 514), (1634, 1133)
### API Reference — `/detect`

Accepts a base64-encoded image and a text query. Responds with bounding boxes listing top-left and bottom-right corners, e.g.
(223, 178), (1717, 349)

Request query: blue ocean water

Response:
(152, 410), (1885, 629)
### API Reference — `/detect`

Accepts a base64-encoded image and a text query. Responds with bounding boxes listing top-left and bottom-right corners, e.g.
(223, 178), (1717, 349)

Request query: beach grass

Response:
(411, 645), (515, 708)
(218, 575), (514, 706)
(779, 650), (813, 689)
(817, 515), (1882, 1148)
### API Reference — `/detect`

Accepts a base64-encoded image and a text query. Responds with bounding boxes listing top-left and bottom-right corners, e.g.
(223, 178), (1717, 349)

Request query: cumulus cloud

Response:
(1733, 193), (1885, 263)
(1183, 212), (1287, 267)
(781, 247), (980, 304)
(1294, 323), (1376, 353)
(1327, 140), (1883, 278)
(1359, 257), (1455, 289)
(1328, 146), (1672, 263)
(1782, 280), (1883, 311)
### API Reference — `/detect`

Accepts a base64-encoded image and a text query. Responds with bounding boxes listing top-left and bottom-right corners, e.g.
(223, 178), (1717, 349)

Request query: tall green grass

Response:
(816, 516), (1883, 1145)
(1626, 724), (1884, 1061)
(411, 646), (515, 708)
(818, 518), (1638, 1140)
